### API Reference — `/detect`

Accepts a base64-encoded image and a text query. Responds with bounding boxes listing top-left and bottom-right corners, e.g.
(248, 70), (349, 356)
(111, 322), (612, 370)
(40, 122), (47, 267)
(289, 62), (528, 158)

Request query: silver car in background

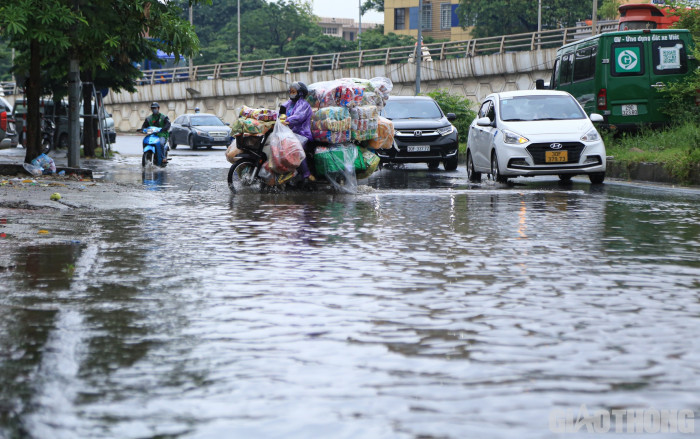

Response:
(466, 90), (607, 184)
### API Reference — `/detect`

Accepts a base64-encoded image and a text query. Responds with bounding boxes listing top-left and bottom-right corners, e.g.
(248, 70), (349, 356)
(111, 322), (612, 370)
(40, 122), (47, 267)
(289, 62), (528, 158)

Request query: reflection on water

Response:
(1, 164), (699, 439)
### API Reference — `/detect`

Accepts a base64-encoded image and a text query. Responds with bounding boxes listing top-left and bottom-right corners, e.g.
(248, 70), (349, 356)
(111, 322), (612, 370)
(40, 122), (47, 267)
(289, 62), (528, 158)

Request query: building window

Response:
(323, 27), (338, 35)
(422, 4), (432, 30)
(395, 8), (405, 30)
(440, 3), (451, 30)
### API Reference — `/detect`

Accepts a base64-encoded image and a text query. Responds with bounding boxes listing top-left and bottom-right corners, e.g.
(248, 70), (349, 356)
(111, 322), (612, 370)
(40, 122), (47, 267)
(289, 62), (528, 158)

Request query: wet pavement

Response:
(1, 138), (699, 438)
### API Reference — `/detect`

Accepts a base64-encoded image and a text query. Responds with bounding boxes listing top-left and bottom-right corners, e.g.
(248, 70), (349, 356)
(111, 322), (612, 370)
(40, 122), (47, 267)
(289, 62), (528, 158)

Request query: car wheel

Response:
(189, 135), (196, 150)
(427, 161), (440, 170)
(491, 151), (508, 184)
(169, 136), (177, 150)
(58, 133), (69, 150)
(467, 151), (481, 182)
(444, 153), (458, 171)
(206, 145), (213, 150)
(589, 172), (605, 184)
(558, 174), (573, 182)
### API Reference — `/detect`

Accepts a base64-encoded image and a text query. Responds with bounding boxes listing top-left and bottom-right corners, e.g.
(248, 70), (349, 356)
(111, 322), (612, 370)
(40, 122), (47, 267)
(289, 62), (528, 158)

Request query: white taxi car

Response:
(466, 90), (607, 184)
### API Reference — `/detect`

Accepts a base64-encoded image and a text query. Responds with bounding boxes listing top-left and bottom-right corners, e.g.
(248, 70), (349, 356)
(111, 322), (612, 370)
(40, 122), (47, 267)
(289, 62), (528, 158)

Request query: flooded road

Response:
(1, 138), (699, 438)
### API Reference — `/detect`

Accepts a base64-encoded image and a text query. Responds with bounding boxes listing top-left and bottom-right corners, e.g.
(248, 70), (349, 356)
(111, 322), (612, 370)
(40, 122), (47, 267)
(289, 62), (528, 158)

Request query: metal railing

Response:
(0, 23), (618, 92)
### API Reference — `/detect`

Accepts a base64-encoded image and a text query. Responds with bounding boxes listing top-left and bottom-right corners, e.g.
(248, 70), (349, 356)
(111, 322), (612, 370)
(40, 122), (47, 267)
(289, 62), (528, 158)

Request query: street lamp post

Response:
(358, 0), (362, 51)
(238, 0), (241, 62)
(592, 0), (598, 36)
(415, 0), (422, 95)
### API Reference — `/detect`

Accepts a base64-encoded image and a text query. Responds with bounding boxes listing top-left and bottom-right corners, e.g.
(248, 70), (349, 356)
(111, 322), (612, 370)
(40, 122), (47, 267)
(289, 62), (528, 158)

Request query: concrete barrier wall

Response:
(105, 48), (557, 132)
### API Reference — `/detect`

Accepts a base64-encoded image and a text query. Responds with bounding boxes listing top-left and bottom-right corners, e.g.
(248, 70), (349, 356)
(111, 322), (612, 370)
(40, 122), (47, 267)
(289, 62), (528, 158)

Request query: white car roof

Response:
(488, 90), (572, 100)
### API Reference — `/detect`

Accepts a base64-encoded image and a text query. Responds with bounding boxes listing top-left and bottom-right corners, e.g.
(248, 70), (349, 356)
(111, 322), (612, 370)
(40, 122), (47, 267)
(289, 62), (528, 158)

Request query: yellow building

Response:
(384, 0), (472, 41)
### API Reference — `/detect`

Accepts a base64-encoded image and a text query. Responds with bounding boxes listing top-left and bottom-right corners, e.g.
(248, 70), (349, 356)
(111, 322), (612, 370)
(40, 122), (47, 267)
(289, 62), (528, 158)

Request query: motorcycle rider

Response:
(141, 102), (171, 166)
(280, 81), (315, 184)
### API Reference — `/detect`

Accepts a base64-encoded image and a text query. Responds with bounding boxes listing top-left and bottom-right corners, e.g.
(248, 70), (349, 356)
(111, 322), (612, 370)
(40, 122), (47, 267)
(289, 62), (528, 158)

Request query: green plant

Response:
(422, 88), (477, 142)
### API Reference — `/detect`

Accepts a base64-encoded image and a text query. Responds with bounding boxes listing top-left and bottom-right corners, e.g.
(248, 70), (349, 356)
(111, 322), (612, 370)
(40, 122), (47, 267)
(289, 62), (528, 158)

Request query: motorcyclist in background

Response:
(280, 81), (315, 184)
(141, 102), (171, 166)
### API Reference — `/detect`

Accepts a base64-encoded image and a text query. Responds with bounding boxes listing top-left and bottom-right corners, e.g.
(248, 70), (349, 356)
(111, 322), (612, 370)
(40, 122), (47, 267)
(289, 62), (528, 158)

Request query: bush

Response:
(422, 88), (477, 142)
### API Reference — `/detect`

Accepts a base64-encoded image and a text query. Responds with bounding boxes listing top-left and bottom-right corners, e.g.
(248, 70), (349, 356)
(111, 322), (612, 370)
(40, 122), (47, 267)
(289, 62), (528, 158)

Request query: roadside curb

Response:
(0, 164), (94, 179)
(606, 160), (700, 187)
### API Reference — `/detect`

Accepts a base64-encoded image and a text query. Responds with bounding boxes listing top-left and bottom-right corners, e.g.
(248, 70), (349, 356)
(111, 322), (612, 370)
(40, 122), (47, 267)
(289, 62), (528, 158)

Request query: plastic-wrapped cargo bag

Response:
(313, 143), (364, 193)
(356, 148), (381, 180)
(368, 116), (395, 150)
(267, 121), (305, 174)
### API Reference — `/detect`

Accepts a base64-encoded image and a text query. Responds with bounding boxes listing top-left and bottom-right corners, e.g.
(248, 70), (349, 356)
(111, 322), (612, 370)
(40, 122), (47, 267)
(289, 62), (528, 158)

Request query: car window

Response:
(559, 53), (573, 85)
(485, 102), (495, 121)
(382, 99), (442, 120)
(478, 100), (491, 118)
(190, 115), (223, 126)
(499, 94), (585, 121)
(174, 116), (184, 124)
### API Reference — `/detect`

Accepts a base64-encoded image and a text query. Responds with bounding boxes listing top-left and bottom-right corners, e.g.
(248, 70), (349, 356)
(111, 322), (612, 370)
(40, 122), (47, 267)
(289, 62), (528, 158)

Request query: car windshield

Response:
(499, 95), (586, 121)
(382, 99), (443, 120)
(190, 116), (223, 126)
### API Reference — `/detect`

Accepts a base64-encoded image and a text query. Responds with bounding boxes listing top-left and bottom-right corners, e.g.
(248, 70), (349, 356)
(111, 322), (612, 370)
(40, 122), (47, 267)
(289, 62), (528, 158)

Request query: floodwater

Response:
(1, 144), (699, 438)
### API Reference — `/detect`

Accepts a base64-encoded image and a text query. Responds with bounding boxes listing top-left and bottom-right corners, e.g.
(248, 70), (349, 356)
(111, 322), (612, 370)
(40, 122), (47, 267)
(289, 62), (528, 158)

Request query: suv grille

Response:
(395, 130), (440, 142)
(527, 142), (585, 164)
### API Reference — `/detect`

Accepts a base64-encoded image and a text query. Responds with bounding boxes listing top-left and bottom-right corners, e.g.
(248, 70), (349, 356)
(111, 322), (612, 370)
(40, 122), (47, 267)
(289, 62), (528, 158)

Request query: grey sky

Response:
(311, 0), (384, 23)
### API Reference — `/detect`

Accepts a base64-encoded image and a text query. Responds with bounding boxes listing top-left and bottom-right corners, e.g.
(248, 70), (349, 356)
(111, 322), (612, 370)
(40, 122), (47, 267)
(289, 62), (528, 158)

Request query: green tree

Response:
(423, 89), (476, 142)
(661, 2), (700, 122)
(1, 0), (203, 162)
(361, 0), (384, 14)
(457, 0), (603, 38)
(0, 0), (82, 163)
(599, 0), (622, 20)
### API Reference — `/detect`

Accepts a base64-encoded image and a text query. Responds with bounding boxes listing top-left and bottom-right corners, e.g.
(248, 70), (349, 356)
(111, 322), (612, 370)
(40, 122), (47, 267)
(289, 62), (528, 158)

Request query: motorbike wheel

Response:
(227, 160), (258, 193)
(142, 150), (154, 168)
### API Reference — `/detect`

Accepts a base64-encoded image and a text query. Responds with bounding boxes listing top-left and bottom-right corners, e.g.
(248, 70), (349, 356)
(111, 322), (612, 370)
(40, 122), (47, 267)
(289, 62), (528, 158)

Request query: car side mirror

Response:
(183, 123), (190, 127)
(535, 79), (545, 90)
(476, 116), (493, 127)
(446, 112), (457, 121)
(225, 122), (230, 126)
(589, 113), (604, 123)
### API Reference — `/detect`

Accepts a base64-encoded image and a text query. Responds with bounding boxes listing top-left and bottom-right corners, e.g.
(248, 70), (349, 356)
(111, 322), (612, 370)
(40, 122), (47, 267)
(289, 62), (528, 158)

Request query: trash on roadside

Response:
(50, 192), (61, 201)
(38, 230), (49, 234)
(31, 154), (57, 175)
(22, 163), (43, 177)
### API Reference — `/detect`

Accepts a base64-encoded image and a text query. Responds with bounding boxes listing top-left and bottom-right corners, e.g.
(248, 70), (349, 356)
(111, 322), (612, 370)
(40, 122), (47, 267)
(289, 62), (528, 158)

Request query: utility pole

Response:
(415, 0), (423, 95)
(592, 0), (598, 36)
(189, 5), (193, 70)
(538, 0), (542, 34)
(237, 0), (241, 62)
(358, 0), (362, 51)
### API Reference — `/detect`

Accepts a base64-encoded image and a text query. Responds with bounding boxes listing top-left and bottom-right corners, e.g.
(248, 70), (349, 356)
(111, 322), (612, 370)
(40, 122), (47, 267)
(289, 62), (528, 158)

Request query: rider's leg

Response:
(155, 137), (165, 165)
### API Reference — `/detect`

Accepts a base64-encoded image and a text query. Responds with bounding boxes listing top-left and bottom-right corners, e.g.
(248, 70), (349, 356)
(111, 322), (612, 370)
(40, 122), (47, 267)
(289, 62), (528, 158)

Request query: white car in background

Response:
(466, 90), (607, 184)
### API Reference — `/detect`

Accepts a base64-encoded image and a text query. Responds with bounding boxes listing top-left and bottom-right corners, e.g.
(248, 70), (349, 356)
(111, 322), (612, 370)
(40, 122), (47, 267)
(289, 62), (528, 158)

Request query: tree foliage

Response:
(423, 89), (476, 142)
(361, 0), (384, 15)
(457, 0), (603, 38)
(599, 0), (622, 20)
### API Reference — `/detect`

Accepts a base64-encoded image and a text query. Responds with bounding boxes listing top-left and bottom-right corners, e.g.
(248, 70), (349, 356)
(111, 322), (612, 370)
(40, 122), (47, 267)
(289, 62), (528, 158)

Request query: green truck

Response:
(537, 29), (697, 131)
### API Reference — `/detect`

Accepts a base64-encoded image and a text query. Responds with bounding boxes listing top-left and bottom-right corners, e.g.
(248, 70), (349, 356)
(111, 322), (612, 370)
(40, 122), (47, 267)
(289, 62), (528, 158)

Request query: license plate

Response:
(621, 104), (638, 116)
(407, 145), (430, 152)
(214, 137), (225, 141)
(545, 150), (568, 163)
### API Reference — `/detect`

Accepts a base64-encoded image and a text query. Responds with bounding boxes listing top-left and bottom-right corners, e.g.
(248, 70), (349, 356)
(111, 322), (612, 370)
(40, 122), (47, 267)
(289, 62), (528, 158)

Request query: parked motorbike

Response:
(227, 134), (356, 194)
(141, 126), (169, 168)
(41, 117), (55, 155)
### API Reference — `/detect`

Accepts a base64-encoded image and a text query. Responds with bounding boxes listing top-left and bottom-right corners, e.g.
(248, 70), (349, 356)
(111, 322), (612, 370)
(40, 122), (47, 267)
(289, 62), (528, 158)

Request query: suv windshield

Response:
(382, 99), (443, 120)
(499, 95), (586, 121)
(191, 115), (223, 126)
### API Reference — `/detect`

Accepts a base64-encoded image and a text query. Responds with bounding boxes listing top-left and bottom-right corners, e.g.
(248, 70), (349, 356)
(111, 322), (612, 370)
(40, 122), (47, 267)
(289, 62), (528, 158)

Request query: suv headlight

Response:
(580, 128), (600, 142)
(437, 125), (454, 136)
(503, 129), (529, 145)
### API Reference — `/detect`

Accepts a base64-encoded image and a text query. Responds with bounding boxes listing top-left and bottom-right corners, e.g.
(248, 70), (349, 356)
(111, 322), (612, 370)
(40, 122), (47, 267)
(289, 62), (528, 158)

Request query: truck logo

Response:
(617, 49), (639, 71)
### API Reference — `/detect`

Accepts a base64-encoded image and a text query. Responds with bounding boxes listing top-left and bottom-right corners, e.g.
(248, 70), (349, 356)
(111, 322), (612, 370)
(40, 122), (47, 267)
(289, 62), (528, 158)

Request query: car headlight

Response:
(580, 128), (600, 142)
(193, 129), (205, 136)
(503, 129), (529, 145)
(437, 125), (454, 136)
